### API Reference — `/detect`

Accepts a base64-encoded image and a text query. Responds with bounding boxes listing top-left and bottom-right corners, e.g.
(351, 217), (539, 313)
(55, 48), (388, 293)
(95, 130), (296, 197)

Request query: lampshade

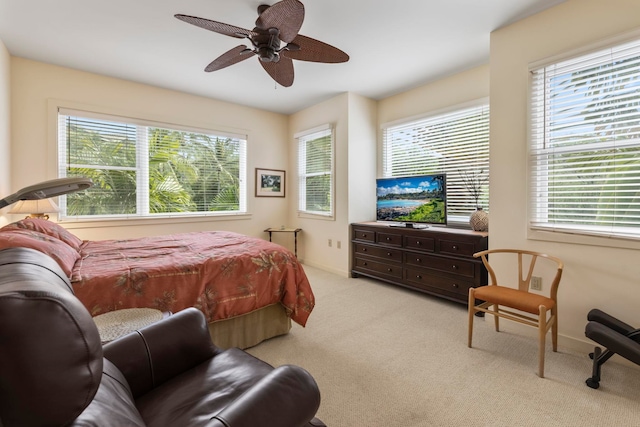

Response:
(8, 199), (59, 220)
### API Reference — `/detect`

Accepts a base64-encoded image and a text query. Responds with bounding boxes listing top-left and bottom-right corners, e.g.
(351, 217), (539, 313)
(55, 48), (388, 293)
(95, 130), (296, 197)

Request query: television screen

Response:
(376, 174), (446, 225)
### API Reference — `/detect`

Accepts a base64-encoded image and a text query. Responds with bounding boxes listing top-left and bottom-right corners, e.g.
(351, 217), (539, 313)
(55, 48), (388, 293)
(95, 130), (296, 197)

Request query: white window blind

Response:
(382, 103), (490, 223)
(296, 125), (334, 217)
(57, 108), (247, 219)
(529, 37), (640, 239)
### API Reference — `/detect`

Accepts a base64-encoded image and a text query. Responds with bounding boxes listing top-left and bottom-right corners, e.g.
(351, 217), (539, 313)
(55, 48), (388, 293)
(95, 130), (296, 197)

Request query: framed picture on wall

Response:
(255, 168), (285, 197)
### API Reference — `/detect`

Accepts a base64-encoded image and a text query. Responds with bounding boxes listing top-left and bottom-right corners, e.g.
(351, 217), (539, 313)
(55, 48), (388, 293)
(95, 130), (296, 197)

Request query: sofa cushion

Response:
(71, 359), (146, 427)
(1, 218), (84, 250)
(0, 229), (80, 276)
(135, 348), (273, 427)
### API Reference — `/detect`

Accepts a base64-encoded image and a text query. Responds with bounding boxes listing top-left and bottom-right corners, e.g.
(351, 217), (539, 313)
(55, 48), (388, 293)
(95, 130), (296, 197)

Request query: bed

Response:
(0, 218), (315, 348)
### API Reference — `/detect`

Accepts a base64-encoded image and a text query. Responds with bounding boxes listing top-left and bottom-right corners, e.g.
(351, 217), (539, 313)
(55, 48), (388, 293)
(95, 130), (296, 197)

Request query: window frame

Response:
(55, 106), (248, 222)
(296, 124), (335, 219)
(528, 34), (640, 244)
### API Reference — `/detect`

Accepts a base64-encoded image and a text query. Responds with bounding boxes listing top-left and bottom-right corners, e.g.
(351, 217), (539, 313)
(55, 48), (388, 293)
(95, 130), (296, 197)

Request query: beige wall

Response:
(378, 64), (490, 129)
(490, 0), (640, 351)
(286, 92), (377, 276)
(288, 93), (350, 274)
(0, 39), (10, 227)
(8, 58), (290, 241)
(347, 92), (377, 226)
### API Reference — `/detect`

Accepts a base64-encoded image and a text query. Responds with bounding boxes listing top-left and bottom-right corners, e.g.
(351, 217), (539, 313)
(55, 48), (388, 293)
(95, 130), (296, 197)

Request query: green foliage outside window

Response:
(62, 117), (243, 217)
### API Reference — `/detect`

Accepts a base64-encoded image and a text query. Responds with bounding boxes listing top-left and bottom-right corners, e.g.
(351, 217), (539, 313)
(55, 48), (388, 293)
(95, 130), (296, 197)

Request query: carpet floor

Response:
(247, 265), (640, 426)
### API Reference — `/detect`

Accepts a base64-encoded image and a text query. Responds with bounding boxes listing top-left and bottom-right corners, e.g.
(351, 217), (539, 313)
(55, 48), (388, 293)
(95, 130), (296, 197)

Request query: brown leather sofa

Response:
(0, 247), (325, 427)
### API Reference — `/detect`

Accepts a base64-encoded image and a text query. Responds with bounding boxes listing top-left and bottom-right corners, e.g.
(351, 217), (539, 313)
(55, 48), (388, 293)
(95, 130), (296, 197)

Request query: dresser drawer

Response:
(404, 235), (435, 253)
(376, 232), (402, 247)
(406, 253), (477, 279)
(353, 228), (375, 242)
(354, 257), (403, 279)
(405, 268), (474, 297)
(439, 239), (477, 257)
(354, 243), (402, 263)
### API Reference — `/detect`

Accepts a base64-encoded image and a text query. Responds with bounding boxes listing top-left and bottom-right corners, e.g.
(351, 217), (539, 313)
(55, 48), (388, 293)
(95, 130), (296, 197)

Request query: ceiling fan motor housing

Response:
(253, 28), (282, 62)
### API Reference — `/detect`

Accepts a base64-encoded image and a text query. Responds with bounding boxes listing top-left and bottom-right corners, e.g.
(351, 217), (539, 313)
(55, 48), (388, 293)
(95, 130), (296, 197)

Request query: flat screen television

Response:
(376, 174), (447, 226)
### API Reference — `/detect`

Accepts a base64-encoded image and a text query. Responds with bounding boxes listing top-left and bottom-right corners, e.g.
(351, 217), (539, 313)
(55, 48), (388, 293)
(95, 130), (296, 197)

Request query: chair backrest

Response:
(0, 247), (103, 427)
(474, 248), (564, 300)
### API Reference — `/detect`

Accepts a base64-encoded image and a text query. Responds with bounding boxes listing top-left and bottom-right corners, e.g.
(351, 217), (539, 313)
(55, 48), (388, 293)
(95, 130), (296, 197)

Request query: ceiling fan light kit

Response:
(175, 0), (349, 87)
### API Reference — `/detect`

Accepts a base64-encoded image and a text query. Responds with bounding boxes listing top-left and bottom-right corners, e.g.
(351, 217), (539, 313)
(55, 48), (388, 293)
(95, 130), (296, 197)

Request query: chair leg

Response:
(538, 305), (547, 378)
(468, 288), (476, 348)
(586, 346), (602, 389)
(492, 303), (500, 332)
(552, 308), (558, 352)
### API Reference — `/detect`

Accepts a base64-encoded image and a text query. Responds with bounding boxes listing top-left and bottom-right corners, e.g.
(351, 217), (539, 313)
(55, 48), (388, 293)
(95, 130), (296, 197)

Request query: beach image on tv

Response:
(376, 175), (446, 224)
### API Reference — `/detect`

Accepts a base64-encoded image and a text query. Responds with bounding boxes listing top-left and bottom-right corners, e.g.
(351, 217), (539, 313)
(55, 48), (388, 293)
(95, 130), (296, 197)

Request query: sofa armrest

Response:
(103, 307), (219, 398)
(207, 364), (321, 427)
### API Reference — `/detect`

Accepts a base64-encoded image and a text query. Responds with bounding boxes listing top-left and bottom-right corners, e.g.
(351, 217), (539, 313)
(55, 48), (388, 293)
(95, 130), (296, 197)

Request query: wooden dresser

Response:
(351, 222), (488, 305)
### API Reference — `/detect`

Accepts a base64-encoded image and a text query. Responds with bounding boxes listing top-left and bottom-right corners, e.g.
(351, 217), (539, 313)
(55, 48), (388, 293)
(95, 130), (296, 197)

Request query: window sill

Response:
(528, 228), (640, 251)
(57, 213), (252, 230)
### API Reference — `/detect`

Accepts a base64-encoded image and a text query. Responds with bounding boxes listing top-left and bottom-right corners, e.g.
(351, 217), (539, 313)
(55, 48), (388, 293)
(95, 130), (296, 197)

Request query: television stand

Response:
(386, 222), (428, 229)
(406, 223), (428, 229)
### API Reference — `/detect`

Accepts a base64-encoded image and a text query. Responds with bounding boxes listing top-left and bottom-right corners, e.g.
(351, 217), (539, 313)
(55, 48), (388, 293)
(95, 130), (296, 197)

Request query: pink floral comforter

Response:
(71, 231), (314, 326)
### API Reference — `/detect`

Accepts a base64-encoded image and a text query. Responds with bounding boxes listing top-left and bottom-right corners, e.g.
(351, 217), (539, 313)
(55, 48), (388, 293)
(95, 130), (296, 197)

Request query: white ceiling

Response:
(0, 0), (564, 115)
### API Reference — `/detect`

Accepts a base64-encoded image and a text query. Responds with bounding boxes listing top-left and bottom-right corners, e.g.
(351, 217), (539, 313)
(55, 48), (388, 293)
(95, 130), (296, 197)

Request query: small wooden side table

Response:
(264, 227), (302, 258)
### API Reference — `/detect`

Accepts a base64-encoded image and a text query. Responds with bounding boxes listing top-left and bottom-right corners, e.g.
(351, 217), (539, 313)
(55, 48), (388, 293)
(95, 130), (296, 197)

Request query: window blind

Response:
(382, 103), (490, 222)
(529, 37), (640, 239)
(57, 108), (247, 219)
(296, 125), (334, 217)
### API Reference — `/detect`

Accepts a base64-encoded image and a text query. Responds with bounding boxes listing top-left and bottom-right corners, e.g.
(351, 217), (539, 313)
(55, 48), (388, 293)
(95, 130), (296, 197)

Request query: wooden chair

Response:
(467, 249), (564, 378)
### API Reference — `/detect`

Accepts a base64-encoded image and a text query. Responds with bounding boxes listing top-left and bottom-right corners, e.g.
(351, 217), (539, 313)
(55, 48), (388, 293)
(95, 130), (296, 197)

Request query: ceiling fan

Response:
(175, 0), (349, 87)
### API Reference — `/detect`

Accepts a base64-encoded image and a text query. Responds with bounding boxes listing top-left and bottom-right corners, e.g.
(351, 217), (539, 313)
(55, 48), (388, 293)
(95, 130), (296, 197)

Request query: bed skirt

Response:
(207, 303), (292, 349)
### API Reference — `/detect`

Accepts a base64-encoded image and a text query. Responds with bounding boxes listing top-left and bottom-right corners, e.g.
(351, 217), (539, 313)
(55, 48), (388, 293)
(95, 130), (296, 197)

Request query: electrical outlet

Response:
(328, 239), (332, 247)
(531, 276), (543, 291)
(337, 241), (341, 249)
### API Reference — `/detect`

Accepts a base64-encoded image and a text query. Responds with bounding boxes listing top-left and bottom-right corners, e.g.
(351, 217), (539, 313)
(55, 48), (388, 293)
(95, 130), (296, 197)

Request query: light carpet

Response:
(247, 265), (640, 426)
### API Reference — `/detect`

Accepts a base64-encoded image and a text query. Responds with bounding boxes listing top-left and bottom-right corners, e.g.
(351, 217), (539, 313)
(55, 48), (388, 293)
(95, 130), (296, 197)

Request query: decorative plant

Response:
(459, 169), (489, 208)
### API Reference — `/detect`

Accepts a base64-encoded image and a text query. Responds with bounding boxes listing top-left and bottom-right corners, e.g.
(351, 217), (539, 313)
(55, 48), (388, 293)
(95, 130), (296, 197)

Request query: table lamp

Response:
(8, 198), (59, 220)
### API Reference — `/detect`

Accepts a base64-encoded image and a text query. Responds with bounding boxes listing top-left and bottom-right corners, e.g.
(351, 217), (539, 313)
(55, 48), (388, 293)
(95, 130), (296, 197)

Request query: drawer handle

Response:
(416, 258), (422, 263)
(452, 283), (459, 288)
(387, 268), (393, 272)
(452, 265), (458, 270)
(452, 245), (458, 250)
(362, 233), (367, 238)
(416, 275), (422, 279)
(362, 248), (367, 252)
(387, 252), (392, 256)
(416, 241), (422, 246)
(363, 262), (368, 266)
(386, 237), (391, 241)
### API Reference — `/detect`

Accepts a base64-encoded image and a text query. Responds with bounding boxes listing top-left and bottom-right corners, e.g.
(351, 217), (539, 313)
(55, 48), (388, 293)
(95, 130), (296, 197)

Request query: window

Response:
(529, 37), (640, 240)
(296, 125), (334, 217)
(382, 102), (490, 224)
(57, 108), (247, 219)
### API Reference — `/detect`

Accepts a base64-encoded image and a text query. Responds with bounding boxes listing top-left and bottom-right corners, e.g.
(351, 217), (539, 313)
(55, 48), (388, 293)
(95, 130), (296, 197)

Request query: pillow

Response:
(0, 229), (80, 276)
(1, 218), (83, 251)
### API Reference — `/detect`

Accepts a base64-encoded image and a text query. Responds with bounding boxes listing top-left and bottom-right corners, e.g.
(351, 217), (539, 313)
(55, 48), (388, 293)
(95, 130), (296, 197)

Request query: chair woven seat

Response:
(473, 286), (555, 315)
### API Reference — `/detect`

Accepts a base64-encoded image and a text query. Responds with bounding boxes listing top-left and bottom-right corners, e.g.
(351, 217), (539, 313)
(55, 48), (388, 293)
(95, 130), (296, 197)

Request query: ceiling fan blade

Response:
(283, 34), (349, 63)
(205, 45), (255, 72)
(255, 0), (304, 43)
(260, 56), (295, 87)
(175, 14), (255, 39)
